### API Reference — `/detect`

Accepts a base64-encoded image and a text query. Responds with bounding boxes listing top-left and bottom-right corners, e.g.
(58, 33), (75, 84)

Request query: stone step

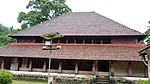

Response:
(96, 80), (109, 83)
(96, 81), (110, 84)
(96, 80), (109, 84)
(97, 78), (109, 80)
(96, 76), (110, 84)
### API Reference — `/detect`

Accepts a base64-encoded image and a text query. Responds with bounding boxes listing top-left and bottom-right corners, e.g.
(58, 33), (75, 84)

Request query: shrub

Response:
(0, 69), (12, 84)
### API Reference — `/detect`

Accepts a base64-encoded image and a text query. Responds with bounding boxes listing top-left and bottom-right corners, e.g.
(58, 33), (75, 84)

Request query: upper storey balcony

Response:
(15, 36), (139, 44)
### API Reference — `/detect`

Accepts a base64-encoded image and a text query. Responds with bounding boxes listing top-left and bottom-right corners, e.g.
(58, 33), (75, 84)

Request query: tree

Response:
(140, 21), (150, 44)
(0, 24), (20, 46)
(0, 24), (10, 35)
(17, 0), (71, 29)
(0, 35), (16, 46)
(143, 27), (150, 44)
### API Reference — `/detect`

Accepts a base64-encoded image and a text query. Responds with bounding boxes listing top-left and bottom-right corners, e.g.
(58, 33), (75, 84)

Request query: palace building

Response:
(0, 12), (146, 78)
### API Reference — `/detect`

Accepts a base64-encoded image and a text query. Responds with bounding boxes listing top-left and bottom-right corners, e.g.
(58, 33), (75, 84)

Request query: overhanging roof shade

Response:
(10, 12), (144, 37)
(0, 43), (144, 61)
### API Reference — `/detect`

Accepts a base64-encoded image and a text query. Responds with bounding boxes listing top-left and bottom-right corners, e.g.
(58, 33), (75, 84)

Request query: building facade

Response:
(0, 12), (146, 77)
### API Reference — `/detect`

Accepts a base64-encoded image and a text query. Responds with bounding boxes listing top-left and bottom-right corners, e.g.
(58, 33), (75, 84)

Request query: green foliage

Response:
(0, 24), (10, 35)
(0, 24), (19, 46)
(0, 24), (21, 36)
(17, 0), (71, 29)
(0, 69), (12, 84)
(12, 80), (46, 84)
(144, 27), (150, 44)
(140, 21), (150, 44)
(135, 80), (150, 84)
(0, 35), (16, 46)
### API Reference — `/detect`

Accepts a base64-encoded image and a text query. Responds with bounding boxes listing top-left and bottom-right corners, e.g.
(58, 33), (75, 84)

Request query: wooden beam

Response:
(128, 62), (132, 77)
(58, 62), (62, 73)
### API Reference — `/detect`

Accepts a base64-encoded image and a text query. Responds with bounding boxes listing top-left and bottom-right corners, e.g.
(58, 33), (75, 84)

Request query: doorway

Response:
(98, 61), (109, 72)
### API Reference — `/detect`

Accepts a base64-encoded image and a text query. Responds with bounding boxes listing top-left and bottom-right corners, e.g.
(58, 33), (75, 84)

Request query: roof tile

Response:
(10, 12), (144, 36)
(0, 44), (144, 61)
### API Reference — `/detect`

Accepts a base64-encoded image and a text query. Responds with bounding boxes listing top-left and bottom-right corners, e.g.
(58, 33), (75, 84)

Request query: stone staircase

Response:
(96, 75), (110, 84)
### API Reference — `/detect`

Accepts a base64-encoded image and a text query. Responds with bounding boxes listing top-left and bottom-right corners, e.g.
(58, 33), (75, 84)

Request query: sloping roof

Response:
(11, 12), (143, 37)
(0, 43), (144, 61)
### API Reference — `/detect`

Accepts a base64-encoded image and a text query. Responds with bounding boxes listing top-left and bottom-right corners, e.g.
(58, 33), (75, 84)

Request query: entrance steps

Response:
(96, 75), (110, 84)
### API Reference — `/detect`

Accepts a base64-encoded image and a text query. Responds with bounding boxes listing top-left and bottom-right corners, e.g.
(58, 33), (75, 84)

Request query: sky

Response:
(0, 0), (150, 33)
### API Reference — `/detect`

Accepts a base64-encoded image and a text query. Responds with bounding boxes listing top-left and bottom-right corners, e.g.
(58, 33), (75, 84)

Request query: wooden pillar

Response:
(92, 62), (96, 75)
(74, 39), (76, 44)
(144, 64), (148, 78)
(29, 58), (33, 71)
(0, 58), (4, 69)
(15, 58), (23, 71)
(16, 58), (20, 71)
(95, 61), (98, 72)
(100, 39), (103, 44)
(128, 62), (132, 77)
(92, 39), (94, 44)
(58, 39), (60, 44)
(110, 61), (114, 76)
(148, 56), (150, 78)
(66, 39), (68, 43)
(75, 62), (78, 74)
(43, 59), (47, 72)
(83, 39), (85, 44)
(58, 62), (62, 73)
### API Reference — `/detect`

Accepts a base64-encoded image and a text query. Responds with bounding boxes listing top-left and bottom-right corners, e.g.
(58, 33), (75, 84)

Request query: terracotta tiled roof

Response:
(0, 43), (145, 61)
(10, 12), (144, 37)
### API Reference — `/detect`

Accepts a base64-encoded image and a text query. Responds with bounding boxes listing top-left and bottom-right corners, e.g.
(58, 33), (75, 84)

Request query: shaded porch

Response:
(0, 57), (148, 78)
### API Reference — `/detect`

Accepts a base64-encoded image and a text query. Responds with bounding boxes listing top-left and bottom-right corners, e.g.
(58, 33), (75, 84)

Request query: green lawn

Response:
(12, 80), (47, 84)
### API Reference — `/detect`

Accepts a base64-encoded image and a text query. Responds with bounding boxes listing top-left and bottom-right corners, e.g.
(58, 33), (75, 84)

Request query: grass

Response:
(135, 80), (150, 84)
(12, 80), (47, 84)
